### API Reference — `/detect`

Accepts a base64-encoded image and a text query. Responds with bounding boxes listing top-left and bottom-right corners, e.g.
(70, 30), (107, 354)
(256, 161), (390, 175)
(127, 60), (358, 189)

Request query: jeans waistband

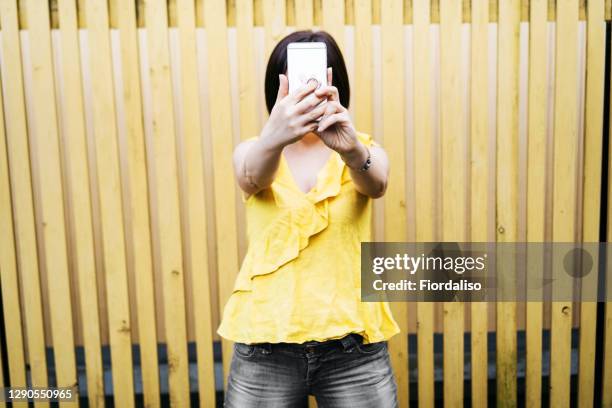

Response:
(253, 333), (364, 355)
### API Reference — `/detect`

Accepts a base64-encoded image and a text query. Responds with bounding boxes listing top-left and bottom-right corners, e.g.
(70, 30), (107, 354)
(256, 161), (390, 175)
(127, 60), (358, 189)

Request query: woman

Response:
(218, 30), (401, 407)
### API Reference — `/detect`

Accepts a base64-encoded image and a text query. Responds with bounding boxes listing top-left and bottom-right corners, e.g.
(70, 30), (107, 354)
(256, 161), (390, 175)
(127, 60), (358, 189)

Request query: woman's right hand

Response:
(233, 75), (326, 196)
(260, 74), (327, 147)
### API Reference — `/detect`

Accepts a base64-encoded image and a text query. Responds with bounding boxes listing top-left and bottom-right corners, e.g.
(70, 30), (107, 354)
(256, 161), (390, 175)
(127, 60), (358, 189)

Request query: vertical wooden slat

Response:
(550, 0), (581, 405)
(144, 0), (191, 405)
(175, 0), (216, 406)
(605, 300), (612, 408)
(25, 2), (79, 404)
(0, 349), (4, 408)
(287, 0), (295, 26)
(0, 70), (28, 408)
(234, 0), (258, 270)
(525, 0), (547, 407)
(352, 9), (375, 407)
(203, 0), (240, 388)
(112, 0), (161, 406)
(371, 0), (380, 24)
(0, 2), (49, 402)
(236, 0), (259, 140)
(354, 0), (372, 135)
(412, 0), (435, 406)
(226, 0), (236, 26)
(294, 0), (314, 27)
(85, 0), (135, 405)
(470, 0), (489, 406)
(381, 1), (409, 407)
(578, 0), (605, 406)
(312, 0), (321, 25)
(346, 0), (354, 24)
(56, 0), (105, 406)
(496, 0), (520, 406)
(440, 0), (465, 405)
(321, 0), (344, 49)
(549, 0), (579, 407)
(604, 4), (612, 404)
(263, 0), (286, 60)
(431, 0), (439, 22)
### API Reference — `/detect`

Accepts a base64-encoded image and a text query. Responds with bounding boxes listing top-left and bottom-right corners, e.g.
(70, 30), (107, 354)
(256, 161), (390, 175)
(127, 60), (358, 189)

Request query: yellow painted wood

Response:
(25, 3), (79, 404)
(12, 0), (612, 28)
(144, 0), (191, 405)
(412, 0), (435, 405)
(550, 1), (579, 407)
(604, 300), (612, 407)
(112, 0), (161, 406)
(496, 0), (520, 406)
(578, 0), (605, 406)
(349, 0), (380, 236)
(175, 0), (216, 405)
(353, 0), (372, 231)
(263, 0), (286, 60)
(56, 0), (105, 406)
(226, 0), (235, 26)
(431, 0), (439, 22)
(0, 2), (49, 403)
(440, 1), (465, 405)
(203, 0), (241, 389)
(576, 302), (596, 403)
(234, 0), (258, 263)
(371, 0), (380, 24)
(345, 0), (354, 24)
(287, 0), (295, 26)
(381, 1), (408, 406)
(603, 14), (612, 407)
(294, 0), (314, 27)
(312, 0), (321, 25)
(525, 1), (547, 407)
(470, 0), (488, 405)
(85, 0), (136, 405)
(321, 0), (344, 49)
(0, 350), (4, 408)
(3, 1), (610, 406)
(0, 71), (28, 408)
(236, 0), (259, 142)
(353, 0), (372, 135)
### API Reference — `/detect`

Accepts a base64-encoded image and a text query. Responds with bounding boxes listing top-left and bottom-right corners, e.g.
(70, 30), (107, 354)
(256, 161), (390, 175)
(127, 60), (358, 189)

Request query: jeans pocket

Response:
(355, 340), (386, 355)
(234, 342), (256, 358)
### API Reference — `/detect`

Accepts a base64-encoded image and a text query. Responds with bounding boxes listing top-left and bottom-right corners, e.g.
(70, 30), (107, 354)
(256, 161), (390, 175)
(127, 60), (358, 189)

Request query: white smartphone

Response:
(287, 42), (328, 96)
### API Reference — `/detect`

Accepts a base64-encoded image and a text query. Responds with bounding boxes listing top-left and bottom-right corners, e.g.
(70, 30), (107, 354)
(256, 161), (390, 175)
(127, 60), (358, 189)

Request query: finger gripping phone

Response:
(287, 42), (328, 95)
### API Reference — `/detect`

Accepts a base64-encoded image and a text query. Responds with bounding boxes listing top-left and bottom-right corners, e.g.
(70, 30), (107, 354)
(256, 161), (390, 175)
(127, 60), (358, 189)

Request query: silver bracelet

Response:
(358, 147), (372, 172)
(344, 145), (372, 172)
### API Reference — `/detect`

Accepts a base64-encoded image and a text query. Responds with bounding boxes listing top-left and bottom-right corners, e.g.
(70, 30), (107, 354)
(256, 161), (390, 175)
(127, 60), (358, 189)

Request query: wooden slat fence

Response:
(0, 1), (610, 407)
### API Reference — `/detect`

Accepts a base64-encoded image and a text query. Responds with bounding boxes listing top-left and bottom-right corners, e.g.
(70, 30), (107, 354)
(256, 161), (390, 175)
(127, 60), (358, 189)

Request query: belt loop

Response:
(340, 333), (360, 351)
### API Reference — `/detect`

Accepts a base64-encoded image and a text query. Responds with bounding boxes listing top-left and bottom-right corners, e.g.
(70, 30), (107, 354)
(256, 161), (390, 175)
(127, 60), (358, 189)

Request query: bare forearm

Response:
(243, 136), (286, 192)
(340, 142), (389, 198)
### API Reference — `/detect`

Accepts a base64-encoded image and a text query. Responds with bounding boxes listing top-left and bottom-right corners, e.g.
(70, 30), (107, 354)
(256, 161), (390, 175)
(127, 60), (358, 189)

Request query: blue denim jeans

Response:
(223, 333), (398, 407)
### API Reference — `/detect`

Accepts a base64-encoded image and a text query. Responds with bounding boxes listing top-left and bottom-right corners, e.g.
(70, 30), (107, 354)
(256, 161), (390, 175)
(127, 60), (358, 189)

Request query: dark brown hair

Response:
(264, 30), (350, 114)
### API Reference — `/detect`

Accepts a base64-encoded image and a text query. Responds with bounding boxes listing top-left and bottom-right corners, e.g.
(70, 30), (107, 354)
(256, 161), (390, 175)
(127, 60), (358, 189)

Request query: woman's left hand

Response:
(313, 68), (358, 156)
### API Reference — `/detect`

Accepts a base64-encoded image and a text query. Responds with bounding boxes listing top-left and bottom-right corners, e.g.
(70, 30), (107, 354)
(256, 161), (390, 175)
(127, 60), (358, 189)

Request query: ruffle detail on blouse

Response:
(232, 153), (345, 293)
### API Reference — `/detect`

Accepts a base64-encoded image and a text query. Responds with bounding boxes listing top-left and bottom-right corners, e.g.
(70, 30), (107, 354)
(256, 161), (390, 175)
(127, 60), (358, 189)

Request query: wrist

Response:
(259, 128), (289, 153)
(341, 142), (369, 170)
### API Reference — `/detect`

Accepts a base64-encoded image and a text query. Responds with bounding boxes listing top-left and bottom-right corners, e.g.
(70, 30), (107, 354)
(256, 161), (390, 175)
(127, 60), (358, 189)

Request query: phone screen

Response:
(287, 42), (328, 95)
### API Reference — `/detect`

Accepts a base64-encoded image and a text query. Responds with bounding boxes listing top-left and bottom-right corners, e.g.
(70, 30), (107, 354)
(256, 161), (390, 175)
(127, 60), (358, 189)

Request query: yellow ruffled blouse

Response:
(217, 131), (400, 345)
